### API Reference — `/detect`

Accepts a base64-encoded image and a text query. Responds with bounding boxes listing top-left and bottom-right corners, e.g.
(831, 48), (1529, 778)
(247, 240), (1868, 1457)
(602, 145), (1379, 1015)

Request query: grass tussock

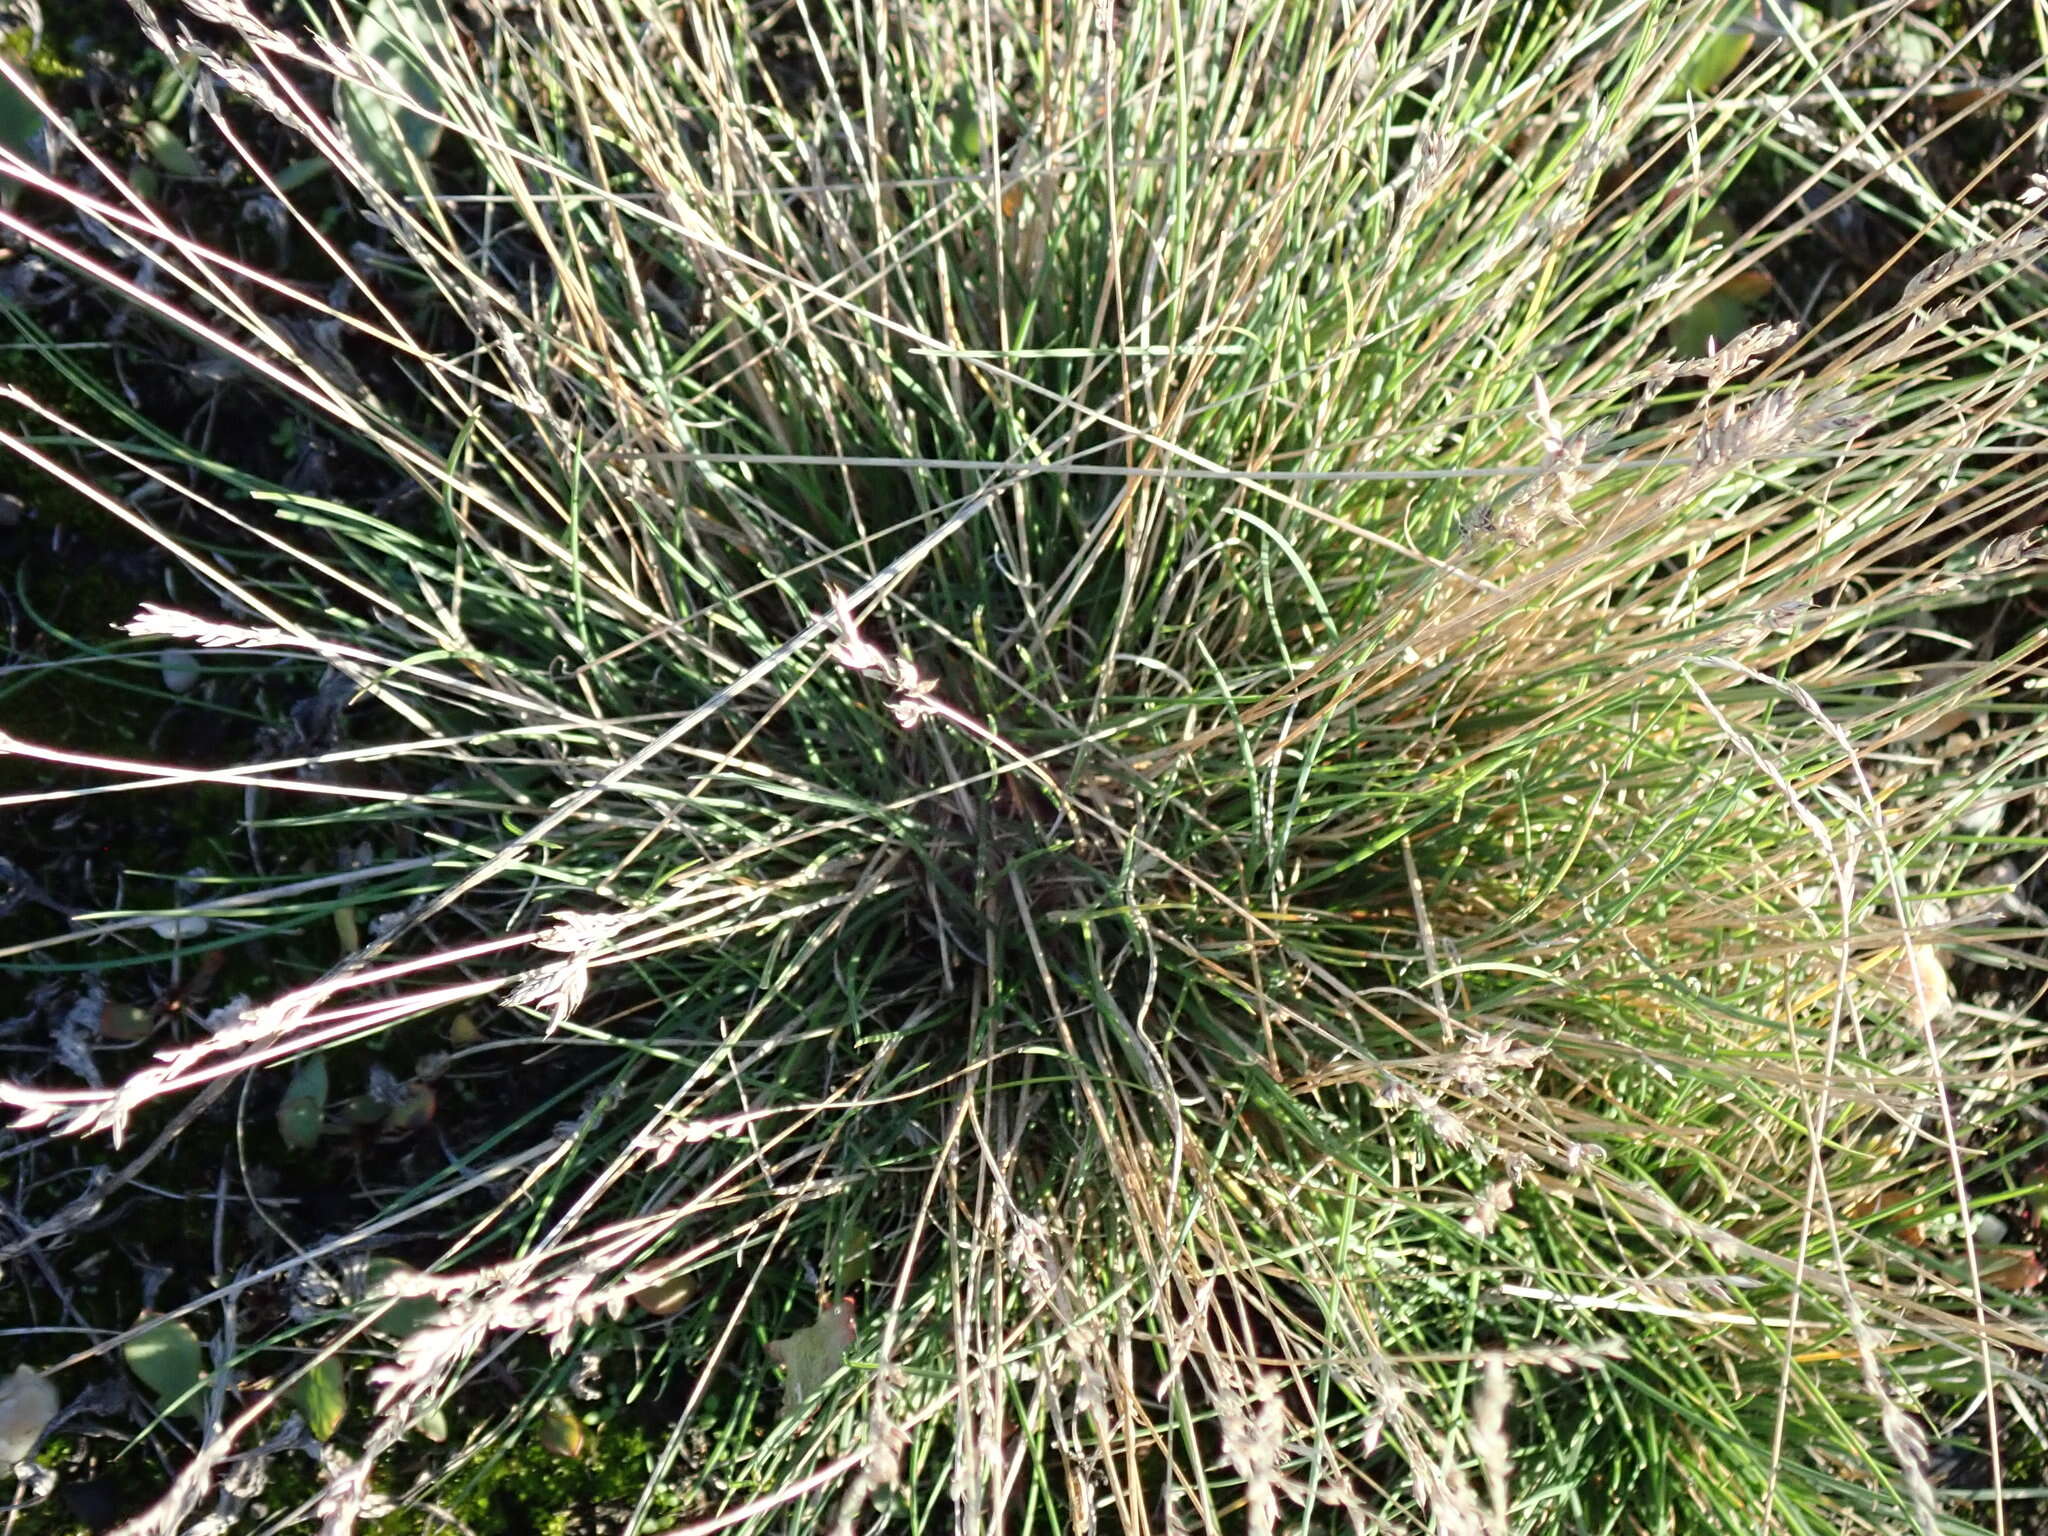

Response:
(5, 0), (2048, 1531)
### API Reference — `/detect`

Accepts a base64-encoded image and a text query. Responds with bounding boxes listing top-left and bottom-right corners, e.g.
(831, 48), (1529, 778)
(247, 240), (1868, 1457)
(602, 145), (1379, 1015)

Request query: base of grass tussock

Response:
(6, 0), (2048, 1532)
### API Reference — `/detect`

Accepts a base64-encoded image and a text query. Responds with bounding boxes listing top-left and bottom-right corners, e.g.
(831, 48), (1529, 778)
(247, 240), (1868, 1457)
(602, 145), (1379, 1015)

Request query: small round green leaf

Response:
(766, 1296), (856, 1416)
(336, 0), (447, 202)
(291, 1356), (347, 1441)
(0, 1364), (60, 1463)
(537, 1398), (584, 1459)
(945, 87), (984, 162)
(141, 120), (205, 178)
(124, 1315), (205, 1417)
(1672, 1), (1760, 98)
(630, 1273), (697, 1317)
(277, 1055), (329, 1151)
(146, 55), (196, 121)
(273, 156), (333, 193)
(360, 1259), (441, 1340)
(383, 1080), (435, 1134)
(0, 60), (42, 180)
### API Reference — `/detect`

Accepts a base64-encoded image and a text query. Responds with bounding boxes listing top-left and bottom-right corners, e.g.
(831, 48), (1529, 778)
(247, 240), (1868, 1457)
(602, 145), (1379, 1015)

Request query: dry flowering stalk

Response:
(828, 1365), (911, 1536)
(1213, 1371), (1369, 1536)
(1901, 223), (2048, 306)
(1691, 383), (1803, 472)
(1464, 1177), (1519, 1238)
(1849, 300), (1974, 381)
(825, 586), (946, 729)
(630, 1106), (772, 1165)
(822, 587), (1075, 815)
(1, 938), (518, 1143)
(501, 959), (590, 1032)
(502, 908), (634, 1033)
(1217, 1373), (1288, 1536)
(1702, 317), (1801, 382)
(532, 908), (633, 954)
(123, 603), (299, 649)
(1647, 318), (1802, 392)
(1396, 127), (1463, 227)
(1464, 1151), (1534, 1237)
(1976, 525), (2048, 575)
(1488, 1337), (1628, 1373)
(1464, 319), (1814, 548)
(1754, 596), (1815, 635)
(1354, 1069), (1480, 1150)
(1686, 376), (1875, 482)
(1430, 1028), (1549, 1096)
(317, 1223), (644, 1535)
(1465, 323), (1872, 550)
(1469, 1355), (1512, 1536)
(1721, 593), (1818, 652)
(1464, 379), (1599, 545)
(1004, 1212), (1111, 1418)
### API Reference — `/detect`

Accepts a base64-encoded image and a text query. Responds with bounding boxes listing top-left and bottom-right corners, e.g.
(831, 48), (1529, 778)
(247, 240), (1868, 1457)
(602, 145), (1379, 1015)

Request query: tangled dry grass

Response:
(5, 1), (2048, 1532)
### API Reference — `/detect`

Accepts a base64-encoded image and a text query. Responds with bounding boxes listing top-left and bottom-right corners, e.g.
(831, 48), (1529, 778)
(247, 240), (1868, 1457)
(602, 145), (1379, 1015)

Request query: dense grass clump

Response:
(5, 0), (2048, 1532)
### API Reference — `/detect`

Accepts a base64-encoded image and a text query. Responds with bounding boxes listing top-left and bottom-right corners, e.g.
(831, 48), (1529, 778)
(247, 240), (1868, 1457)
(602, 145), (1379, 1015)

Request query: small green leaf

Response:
(159, 647), (202, 694)
(1771, 1), (1826, 42)
(1668, 204), (1774, 357)
(359, 1259), (441, 1340)
(765, 1296), (856, 1415)
(140, 119), (204, 177)
(1669, 272), (1772, 358)
(98, 1002), (156, 1043)
(0, 56), (42, 176)
(147, 55), (196, 122)
(291, 1356), (348, 1440)
(1880, 16), (1942, 78)
(630, 1272), (697, 1317)
(383, 1080), (435, 1134)
(277, 1055), (329, 1150)
(0, 1364), (60, 1463)
(537, 1398), (584, 1459)
(273, 156), (332, 193)
(414, 1404), (449, 1442)
(124, 1315), (205, 1417)
(830, 1224), (873, 1295)
(336, 0), (447, 202)
(945, 87), (984, 162)
(1673, 1), (1760, 98)
(0, 46), (46, 212)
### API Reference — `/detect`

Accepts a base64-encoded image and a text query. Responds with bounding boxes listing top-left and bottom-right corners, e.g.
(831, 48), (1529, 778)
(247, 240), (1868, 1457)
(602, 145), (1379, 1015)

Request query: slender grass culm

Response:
(4, 0), (2048, 1532)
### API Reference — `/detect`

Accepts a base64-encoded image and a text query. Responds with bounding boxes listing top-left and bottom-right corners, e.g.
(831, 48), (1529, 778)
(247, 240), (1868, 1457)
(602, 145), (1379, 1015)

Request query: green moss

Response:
(7, 1415), (696, 1535)
(369, 1421), (687, 1536)
(2, 30), (84, 81)
(19, 0), (150, 70)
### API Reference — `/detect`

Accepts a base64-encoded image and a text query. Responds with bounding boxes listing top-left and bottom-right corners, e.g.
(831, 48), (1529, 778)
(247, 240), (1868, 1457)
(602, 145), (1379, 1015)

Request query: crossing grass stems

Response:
(5, 0), (2048, 1532)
